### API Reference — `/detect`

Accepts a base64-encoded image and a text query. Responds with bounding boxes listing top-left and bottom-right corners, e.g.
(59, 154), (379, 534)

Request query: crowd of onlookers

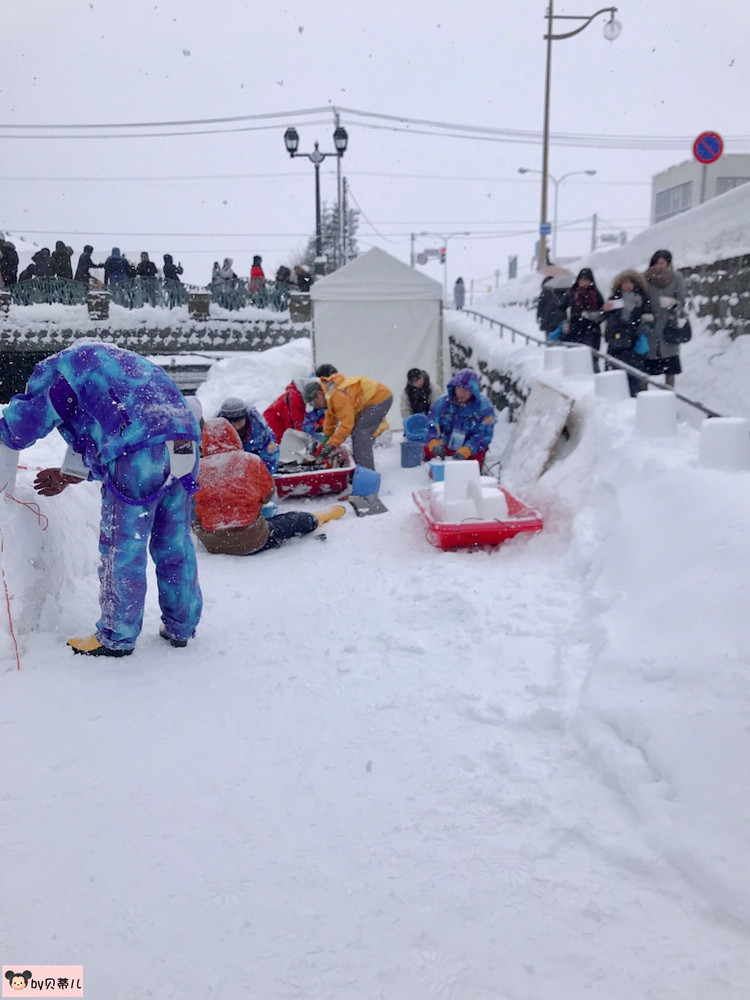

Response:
(536, 248), (689, 393)
(0, 235), (314, 296)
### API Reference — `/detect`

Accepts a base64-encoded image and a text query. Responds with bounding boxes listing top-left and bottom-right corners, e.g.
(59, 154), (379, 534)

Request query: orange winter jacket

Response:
(320, 373), (392, 448)
(194, 418), (274, 554)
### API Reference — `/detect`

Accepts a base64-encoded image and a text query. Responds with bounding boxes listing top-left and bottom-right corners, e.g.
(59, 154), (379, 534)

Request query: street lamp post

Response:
(537, 2), (622, 270)
(419, 230), (470, 303)
(284, 124), (349, 275)
(519, 167), (596, 261)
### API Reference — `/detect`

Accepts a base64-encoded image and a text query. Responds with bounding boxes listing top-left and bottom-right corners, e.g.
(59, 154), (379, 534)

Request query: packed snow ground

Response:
(2, 310), (750, 998)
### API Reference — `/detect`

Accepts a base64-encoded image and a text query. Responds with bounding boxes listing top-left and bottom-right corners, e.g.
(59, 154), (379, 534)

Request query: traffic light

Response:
(439, 247), (446, 264)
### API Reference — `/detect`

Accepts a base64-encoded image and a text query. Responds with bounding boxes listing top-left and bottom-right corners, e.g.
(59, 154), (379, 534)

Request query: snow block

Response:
(594, 369), (630, 402)
(698, 417), (750, 471)
(562, 345), (594, 379)
(0, 443), (18, 496)
(543, 347), (567, 371)
(443, 459), (481, 501)
(635, 391), (677, 437)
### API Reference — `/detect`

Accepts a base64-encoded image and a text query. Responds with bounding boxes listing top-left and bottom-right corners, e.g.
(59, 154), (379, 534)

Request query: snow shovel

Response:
(349, 494), (389, 516)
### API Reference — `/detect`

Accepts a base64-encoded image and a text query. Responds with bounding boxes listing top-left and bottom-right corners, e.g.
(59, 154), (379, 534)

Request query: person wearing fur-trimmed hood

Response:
(602, 269), (652, 397)
(425, 368), (496, 469)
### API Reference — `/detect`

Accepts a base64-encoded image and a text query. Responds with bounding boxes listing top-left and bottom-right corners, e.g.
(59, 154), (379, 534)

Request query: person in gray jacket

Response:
(642, 249), (686, 389)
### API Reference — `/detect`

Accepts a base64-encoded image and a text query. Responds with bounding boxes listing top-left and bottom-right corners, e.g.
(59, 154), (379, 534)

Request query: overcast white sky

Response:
(2, 0), (748, 288)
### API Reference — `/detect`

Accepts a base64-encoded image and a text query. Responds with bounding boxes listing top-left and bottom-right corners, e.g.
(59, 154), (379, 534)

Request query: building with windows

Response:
(651, 154), (750, 224)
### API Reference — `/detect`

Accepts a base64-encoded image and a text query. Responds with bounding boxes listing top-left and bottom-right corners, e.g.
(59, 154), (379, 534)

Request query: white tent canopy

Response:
(310, 248), (444, 428)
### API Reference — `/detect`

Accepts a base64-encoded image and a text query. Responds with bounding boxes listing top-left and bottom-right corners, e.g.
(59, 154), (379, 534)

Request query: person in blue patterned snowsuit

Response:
(0, 341), (202, 657)
(216, 397), (279, 474)
(425, 368), (496, 469)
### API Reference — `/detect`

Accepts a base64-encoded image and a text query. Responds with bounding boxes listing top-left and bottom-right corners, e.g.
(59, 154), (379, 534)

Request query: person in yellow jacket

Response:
(303, 372), (392, 471)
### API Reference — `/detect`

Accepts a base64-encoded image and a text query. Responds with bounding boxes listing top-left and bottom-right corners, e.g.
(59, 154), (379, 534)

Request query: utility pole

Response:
(335, 112), (344, 269)
(591, 212), (598, 252)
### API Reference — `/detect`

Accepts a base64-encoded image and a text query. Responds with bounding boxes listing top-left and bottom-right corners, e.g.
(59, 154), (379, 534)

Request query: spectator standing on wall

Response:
(0, 236), (19, 286)
(104, 247), (131, 285)
(249, 255), (265, 293)
(51, 241), (74, 279)
(294, 265), (313, 292)
(163, 254), (183, 282)
(136, 252), (158, 278)
(74, 245), (103, 285)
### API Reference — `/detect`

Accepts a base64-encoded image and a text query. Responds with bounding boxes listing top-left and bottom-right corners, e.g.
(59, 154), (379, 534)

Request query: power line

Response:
(0, 104), (747, 152)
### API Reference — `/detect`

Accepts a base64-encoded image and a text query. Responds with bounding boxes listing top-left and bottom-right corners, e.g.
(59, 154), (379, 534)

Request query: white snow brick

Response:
(699, 417), (750, 470)
(442, 459), (481, 501)
(635, 391), (677, 437)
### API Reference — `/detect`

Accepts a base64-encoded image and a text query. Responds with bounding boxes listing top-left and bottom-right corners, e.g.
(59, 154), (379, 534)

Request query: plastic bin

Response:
(351, 465), (382, 496)
(403, 413), (429, 442)
(412, 486), (543, 551)
(400, 440), (424, 467)
(274, 449), (355, 499)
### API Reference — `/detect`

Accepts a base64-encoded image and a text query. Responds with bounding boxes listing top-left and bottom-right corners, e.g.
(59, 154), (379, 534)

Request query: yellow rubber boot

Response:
(315, 505), (346, 526)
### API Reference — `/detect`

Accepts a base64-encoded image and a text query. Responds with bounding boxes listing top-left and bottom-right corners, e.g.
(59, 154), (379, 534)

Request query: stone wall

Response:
(680, 254), (750, 339)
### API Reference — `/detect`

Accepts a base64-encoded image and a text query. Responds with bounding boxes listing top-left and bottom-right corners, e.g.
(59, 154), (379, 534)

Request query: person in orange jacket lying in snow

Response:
(193, 418), (344, 556)
(302, 372), (392, 471)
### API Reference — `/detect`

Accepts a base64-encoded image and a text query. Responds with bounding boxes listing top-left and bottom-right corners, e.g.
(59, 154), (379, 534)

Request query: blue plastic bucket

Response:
(401, 440), (424, 468)
(429, 460), (445, 481)
(351, 465), (382, 496)
(403, 413), (429, 442)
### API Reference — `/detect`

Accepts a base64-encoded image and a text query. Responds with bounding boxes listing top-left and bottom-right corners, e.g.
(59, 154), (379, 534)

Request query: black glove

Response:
(33, 468), (83, 497)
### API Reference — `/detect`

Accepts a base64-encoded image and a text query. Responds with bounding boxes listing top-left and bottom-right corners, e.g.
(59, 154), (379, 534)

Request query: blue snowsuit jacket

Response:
(426, 370), (496, 457)
(0, 342), (201, 490)
(238, 407), (279, 474)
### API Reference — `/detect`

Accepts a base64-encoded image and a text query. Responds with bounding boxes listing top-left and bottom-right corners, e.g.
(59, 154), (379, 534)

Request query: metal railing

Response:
(7, 276), (295, 313)
(460, 307), (724, 419)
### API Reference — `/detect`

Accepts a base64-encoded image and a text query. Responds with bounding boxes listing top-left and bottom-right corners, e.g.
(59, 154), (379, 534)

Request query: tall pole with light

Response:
(284, 124), (349, 275)
(537, 2), (622, 271)
(519, 167), (596, 261)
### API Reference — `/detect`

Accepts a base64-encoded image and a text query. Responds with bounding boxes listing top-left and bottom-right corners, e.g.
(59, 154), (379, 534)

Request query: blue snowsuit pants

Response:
(96, 444), (202, 650)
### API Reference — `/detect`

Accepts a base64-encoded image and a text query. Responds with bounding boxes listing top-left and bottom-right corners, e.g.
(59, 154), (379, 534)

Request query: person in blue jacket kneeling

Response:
(0, 342), (203, 657)
(424, 368), (496, 469)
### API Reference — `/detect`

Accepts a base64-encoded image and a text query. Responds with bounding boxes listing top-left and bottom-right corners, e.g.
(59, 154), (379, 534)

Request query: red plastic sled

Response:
(412, 486), (543, 551)
(274, 449), (355, 499)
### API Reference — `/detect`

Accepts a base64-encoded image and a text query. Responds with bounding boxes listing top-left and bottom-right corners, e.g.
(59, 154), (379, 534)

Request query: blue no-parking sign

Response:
(693, 131), (723, 165)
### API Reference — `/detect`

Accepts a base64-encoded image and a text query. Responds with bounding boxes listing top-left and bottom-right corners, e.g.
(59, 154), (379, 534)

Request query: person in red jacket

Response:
(263, 378), (325, 444)
(248, 255), (265, 294)
(193, 418), (344, 556)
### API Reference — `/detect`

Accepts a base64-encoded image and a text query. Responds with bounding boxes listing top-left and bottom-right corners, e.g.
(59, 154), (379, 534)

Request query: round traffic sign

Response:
(416, 252), (428, 265)
(693, 131), (723, 165)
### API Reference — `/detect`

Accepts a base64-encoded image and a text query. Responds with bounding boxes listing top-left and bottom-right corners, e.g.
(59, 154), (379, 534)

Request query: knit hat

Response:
(217, 397), (247, 421)
(302, 381), (322, 405)
(84, 244), (93, 253)
(407, 368), (423, 382)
